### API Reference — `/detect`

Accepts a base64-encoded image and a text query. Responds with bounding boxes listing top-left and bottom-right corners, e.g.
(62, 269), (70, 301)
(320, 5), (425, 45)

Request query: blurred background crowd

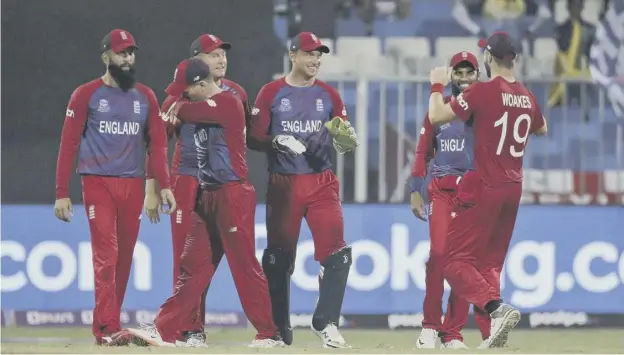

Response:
(2, 0), (622, 204)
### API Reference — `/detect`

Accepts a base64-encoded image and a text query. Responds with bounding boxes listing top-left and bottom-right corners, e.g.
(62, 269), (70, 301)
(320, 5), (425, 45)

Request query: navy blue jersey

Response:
(249, 78), (348, 175)
(430, 120), (474, 177)
(410, 96), (474, 197)
(56, 78), (170, 198)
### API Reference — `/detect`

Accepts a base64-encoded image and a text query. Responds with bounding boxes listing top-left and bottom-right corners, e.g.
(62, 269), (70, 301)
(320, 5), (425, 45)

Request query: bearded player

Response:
(428, 32), (548, 348)
(54, 29), (175, 345)
(248, 32), (358, 348)
(129, 58), (283, 349)
(411, 51), (490, 349)
(146, 34), (249, 338)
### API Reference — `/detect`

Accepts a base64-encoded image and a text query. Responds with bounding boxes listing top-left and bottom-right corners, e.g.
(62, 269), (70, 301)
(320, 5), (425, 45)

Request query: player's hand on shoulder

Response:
(143, 191), (161, 224)
(410, 192), (427, 222)
(159, 188), (177, 215)
(272, 134), (307, 155)
(430, 66), (451, 86)
(54, 198), (73, 223)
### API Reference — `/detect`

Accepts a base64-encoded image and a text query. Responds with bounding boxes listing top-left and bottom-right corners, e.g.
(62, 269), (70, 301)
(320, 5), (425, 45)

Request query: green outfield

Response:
(1, 327), (623, 354)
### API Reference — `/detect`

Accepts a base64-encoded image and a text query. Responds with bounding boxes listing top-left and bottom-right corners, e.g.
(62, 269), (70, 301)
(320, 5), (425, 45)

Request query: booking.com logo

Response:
(255, 223), (624, 308)
(0, 241), (151, 292)
(1, 223), (623, 309)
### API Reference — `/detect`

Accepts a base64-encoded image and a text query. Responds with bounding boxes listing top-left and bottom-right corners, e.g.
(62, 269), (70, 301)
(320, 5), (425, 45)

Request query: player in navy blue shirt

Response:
(53, 29), (174, 345)
(128, 58), (284, 349)
(410, 52), (490, 349)
(249, 32), (356, 348)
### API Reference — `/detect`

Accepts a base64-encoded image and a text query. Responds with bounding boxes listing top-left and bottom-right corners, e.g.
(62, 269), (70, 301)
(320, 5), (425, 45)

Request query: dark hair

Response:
(492, 56), (514, 69)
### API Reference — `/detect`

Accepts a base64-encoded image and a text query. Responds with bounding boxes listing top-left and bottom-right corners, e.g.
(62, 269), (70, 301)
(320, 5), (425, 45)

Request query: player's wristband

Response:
(410, 176), (425, 194)
(430, 83), (445, 95)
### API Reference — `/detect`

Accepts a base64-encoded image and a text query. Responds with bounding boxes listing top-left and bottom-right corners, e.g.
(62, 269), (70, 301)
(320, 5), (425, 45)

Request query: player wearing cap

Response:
(145, 33), (250, 335)
(248, 32), (357, 348)
(129, 58), (284, 349)
(53, 29), (175, 345)
(427, 32), (548, 348)
(411, 51), (490, 349)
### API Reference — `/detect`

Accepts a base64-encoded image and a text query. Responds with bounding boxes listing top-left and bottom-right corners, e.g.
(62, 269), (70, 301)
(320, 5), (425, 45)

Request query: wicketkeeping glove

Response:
(324, 116), (359, 154)
(272, 135), (307, 155)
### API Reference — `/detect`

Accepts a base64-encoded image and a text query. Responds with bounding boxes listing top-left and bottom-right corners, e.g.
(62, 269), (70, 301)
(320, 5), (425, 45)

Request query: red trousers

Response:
(443, 172), (522, 310)
(169, 174), (212, 332)
(155, 182), (276, 342)
(423, 176), (490, 342)
(266, 170), (346, 263)
(81, 175), (144, 340)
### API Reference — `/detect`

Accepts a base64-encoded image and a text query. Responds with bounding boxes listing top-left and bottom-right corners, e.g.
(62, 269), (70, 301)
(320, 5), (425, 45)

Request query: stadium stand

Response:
(273, 0), (620, 173)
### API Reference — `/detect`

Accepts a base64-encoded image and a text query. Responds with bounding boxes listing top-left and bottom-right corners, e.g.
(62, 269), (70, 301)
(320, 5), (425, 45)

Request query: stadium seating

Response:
(274, 0), (620, 171)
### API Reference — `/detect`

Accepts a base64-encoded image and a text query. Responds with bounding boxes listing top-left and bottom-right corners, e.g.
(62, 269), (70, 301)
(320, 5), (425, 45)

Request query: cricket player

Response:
(53, 29), (175, 345)
(129, 58), (284, 349)
(411, 51), (490, 349)
(427, 32), (548, 348)
(146, 33), (249, 334)
(248, 31), (358, 348)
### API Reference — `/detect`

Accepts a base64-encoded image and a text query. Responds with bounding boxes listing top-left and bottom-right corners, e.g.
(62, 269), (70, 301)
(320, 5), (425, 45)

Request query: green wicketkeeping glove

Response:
(324, 117), (359, 153)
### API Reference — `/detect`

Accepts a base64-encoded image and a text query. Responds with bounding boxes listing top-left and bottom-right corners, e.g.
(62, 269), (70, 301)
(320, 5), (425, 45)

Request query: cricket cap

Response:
(101, 29), (138, 53)
(190, 34), (232, 57)
(165, 58), (211, 97)
(478, 31), (517, 61)
(450, 51), (479, 69)
(289, 32), (330, 53)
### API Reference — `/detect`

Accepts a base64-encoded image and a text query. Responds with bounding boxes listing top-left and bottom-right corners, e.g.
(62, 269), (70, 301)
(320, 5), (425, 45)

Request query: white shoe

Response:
(416, 328), (438, 349)
(311, 323), (352, 348)
(477, 304), (520, 349)
(441, 339), (468, 349)
(175, 333), (208, 348)
(248, 338), (286, 348)
(126, 323), (175, 347)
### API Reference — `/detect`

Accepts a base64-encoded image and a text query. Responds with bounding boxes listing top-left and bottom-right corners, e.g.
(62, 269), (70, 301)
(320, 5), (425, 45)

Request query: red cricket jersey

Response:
(448, 77), (545, 186)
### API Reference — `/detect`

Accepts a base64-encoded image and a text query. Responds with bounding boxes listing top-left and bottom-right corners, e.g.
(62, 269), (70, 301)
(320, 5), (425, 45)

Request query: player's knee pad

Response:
(313, 246), (352, 330)
(261, 248), (294, 344)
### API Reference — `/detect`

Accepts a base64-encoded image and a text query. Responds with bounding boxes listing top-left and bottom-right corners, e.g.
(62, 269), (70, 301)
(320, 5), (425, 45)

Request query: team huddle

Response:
(53, 28), (546, 349)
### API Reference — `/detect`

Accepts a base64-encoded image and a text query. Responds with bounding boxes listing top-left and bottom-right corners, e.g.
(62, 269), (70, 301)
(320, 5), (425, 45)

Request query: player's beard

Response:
(452, 79), (473, 96)
(108, 64), (137, 92)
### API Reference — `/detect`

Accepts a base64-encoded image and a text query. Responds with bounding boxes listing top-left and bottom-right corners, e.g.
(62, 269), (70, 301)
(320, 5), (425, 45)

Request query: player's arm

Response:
(443, 84), (480, 125)
(428, 90), (458, 125)
(533, 118), (548, 136)
(144, 89), (171, 190)
(54, 86), (89, 222)
(144, 88), (176, 214)
(530, 93), (548, 136)
(409, 114), (435, 221)
(55, 87), (89, 200)
(162, 96), (180, 140)
(410, 114), (436, 192)
(144, 95), (177, 185)
(174, 94), (242, 127)
(247, 84), (275, 151)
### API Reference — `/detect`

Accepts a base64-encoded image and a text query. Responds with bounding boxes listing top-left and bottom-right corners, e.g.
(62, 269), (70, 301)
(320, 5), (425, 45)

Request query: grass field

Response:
(1, 327), (623, 354)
